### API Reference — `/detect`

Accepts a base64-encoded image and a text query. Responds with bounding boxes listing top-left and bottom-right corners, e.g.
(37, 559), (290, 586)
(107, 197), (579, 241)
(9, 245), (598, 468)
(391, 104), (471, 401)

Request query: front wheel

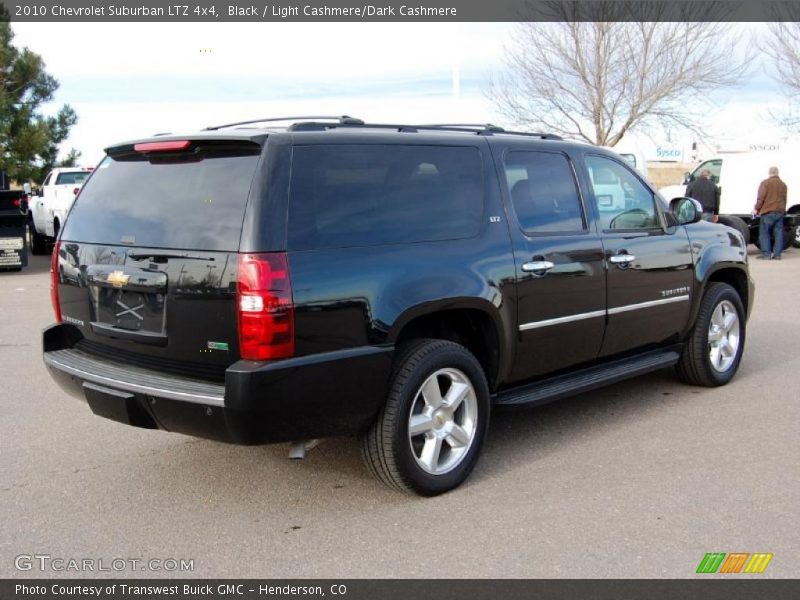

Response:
(676, 283), (746, 387)
(361, 339), (490, 496)
(716, 215), (749, 245)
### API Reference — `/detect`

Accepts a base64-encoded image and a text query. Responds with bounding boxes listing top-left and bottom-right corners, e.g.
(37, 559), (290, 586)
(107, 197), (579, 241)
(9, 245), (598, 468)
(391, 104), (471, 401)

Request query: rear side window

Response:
(504, 150), (585, 233)
(55, 172), (89, 185)
(62, 143), (261, 251)
(287, 145), (484, 250)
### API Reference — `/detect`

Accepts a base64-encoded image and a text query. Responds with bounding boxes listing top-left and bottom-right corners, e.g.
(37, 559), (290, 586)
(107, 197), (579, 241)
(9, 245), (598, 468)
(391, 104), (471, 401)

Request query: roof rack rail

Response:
(204, 115), (364, 131)
(417, 123), (561, 139)
(286, 120), (562, 140)
(417, 123), (506, 133)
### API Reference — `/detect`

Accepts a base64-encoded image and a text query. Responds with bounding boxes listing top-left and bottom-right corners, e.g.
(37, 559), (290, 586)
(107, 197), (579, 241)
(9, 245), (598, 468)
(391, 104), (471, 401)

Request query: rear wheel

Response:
(361, 339), (490, 496)
(753, 218), (800, 250)
(754, 233), (792, 252)
(28, 219), (47, 255)
(676, 283), (746, 387)
(790, 213), (800, 248)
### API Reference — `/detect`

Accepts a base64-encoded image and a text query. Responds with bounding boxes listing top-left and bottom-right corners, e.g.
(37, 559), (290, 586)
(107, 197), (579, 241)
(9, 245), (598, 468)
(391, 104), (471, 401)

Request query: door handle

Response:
(521, 260), (555, 273)
(609, 254), (636, 265)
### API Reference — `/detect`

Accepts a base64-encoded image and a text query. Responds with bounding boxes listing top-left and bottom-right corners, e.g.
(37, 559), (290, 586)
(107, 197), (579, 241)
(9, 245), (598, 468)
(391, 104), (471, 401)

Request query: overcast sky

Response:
(9, 22), (791, 166)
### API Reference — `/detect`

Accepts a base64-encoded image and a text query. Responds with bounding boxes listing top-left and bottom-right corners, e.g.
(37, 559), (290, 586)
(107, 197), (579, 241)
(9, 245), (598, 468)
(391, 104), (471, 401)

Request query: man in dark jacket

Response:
(754, 166), (788, 260)
(686, 169), (720, 220)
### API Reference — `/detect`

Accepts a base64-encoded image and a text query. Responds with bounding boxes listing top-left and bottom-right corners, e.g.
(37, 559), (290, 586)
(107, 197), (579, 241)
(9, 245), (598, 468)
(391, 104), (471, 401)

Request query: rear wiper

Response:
(127, 252), (215, 262)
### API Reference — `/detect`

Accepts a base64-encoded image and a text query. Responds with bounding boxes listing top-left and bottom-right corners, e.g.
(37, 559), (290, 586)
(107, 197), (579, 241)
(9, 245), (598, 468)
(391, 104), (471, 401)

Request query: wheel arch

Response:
(388, 300), (508, 391)
(690, 265), (752, 331)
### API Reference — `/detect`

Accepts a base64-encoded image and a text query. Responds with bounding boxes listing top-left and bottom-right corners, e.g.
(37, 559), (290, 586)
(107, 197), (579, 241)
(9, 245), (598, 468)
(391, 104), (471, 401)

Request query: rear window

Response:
(55, 172), (90, 185)
(62, 143), (260, 251)
(287, 145), (484, 250)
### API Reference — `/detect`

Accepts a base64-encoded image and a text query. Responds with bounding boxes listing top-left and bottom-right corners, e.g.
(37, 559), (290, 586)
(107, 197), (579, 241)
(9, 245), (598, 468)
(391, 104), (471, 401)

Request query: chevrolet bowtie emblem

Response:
(107, 270), (130, 288)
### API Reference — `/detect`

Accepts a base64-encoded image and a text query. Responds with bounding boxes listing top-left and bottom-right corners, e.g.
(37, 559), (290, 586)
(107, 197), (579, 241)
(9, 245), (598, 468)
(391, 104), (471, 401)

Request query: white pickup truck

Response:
(28, 167), (93, 254)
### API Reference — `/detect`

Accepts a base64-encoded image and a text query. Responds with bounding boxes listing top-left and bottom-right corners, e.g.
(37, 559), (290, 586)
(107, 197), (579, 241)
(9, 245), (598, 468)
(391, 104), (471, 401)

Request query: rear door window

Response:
(62, 143), (261, 251)
(504, 150), (586, 234)
(287, 145), (484, 250)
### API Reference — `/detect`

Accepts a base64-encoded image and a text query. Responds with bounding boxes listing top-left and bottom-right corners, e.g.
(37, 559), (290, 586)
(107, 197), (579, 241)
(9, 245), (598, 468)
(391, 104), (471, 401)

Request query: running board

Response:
(493, 349), (681, 408)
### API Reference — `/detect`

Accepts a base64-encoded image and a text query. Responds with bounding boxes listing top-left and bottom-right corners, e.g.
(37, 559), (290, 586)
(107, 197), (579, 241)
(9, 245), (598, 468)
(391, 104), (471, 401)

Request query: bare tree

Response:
(762, 3), (800, 130)
(489, 6), (750, 146)
(764, 0), (800, 92)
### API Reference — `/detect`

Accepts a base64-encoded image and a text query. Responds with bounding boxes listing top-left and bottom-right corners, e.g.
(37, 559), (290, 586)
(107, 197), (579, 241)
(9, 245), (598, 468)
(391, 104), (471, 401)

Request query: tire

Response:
(716, 215), (749, 245)
(753, 227), (798, 250)
(360, 339), (490, 496)
(676, 282), (746, 387)
(791, 221), (800, 248)
(28, 219), (47, 255)
(753, 233), (792, 252)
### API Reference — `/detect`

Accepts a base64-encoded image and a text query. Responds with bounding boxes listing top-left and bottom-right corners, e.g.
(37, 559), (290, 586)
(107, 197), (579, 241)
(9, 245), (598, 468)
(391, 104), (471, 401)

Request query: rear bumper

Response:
(43, 324), (393, 444)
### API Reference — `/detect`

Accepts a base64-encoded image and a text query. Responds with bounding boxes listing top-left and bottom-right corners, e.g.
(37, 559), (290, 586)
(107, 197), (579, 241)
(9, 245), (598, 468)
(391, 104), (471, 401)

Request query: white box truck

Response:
(660, 151), (800, 249)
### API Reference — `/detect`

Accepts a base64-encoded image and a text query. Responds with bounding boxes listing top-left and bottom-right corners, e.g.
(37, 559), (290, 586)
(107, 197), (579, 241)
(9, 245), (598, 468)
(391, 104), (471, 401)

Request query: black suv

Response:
(43, 117), (753, 495)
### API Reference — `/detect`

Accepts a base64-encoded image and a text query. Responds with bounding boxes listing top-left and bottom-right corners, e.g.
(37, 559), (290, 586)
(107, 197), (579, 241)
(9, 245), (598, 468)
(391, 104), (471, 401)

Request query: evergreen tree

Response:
(0, 9), (79, 183)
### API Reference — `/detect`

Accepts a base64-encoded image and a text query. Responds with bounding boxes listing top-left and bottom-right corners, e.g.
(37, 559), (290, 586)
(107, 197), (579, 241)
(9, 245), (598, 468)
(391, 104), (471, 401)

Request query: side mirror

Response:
(682, 171), (693, 185)
(670, 197), (703, 225)
(22, 182), (31, 195)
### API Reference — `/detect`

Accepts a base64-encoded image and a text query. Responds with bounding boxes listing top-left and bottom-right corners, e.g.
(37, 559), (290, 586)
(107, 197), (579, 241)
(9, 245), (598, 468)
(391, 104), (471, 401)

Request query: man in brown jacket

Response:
(754, 166), (788, 259)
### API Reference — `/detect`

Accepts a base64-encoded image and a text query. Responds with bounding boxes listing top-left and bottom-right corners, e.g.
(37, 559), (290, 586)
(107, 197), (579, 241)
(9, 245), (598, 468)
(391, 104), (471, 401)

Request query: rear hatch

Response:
(56, 138), (263, 381)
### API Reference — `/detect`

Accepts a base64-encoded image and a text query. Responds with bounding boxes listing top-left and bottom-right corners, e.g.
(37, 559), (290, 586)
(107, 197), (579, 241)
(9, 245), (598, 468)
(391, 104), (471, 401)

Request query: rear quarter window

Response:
(287, 145), (484, 250)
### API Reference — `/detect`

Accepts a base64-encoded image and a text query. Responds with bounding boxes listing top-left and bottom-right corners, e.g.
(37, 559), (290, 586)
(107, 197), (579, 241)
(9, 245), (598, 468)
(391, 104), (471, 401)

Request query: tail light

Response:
(12, 198), (20, 208)
(73, 187), (80, 196)
(51, 242), (62, 323)
(237, 253), (294, 360)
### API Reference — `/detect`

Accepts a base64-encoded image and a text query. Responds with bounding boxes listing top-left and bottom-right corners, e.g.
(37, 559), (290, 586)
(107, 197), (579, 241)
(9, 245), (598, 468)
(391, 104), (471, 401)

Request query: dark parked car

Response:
(0, 188), (29, 271)
(43, 117), (753, 495)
